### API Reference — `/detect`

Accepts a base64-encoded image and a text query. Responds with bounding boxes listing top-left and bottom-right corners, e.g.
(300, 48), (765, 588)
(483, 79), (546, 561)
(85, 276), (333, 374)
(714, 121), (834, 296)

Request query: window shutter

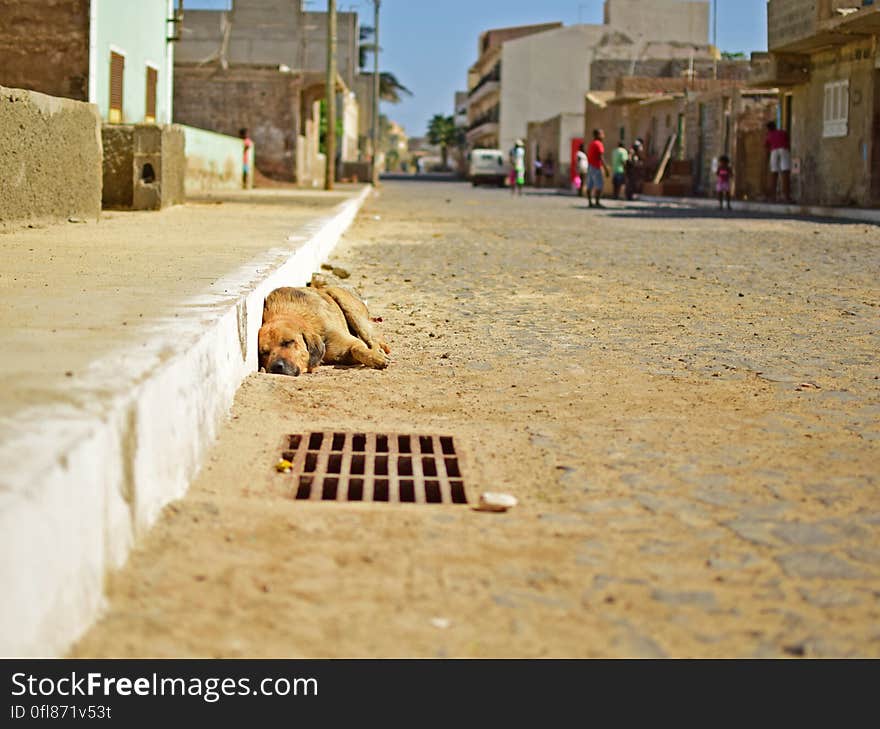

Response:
(145, 66), (158, 123)
(823, 80), (849, 138)
(109, 52), (124, 123)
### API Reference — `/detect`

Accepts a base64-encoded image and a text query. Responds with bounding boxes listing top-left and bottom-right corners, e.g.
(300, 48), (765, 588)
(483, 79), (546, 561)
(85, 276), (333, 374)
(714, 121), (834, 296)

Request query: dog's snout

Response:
(268, 358), (300, 377)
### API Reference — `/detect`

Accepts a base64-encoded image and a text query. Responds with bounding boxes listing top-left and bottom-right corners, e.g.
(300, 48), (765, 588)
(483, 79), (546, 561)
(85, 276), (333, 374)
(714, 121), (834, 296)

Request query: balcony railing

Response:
(467, 106), (499, 132)
(468, 64), (501, 98)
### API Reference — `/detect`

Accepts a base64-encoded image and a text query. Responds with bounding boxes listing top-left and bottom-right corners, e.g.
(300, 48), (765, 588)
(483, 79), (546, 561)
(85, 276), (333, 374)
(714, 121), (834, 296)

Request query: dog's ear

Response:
(303, 333), (325, 369)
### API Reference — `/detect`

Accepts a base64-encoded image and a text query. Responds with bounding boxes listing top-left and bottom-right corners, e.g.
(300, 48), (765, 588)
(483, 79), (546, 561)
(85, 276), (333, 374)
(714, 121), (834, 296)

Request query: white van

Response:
(468, 148), (509, 187)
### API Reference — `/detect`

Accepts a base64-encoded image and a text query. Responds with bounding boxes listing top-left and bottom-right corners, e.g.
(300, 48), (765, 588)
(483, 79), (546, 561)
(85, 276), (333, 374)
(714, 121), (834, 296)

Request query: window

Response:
(145, 65), (158, 123)
(109, 51), (125, 123)
(823, 80), (849, 138)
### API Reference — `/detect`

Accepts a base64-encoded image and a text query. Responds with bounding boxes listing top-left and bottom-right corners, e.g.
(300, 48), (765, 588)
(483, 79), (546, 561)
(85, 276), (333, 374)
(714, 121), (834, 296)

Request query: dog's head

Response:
(258, 319), (325, 377)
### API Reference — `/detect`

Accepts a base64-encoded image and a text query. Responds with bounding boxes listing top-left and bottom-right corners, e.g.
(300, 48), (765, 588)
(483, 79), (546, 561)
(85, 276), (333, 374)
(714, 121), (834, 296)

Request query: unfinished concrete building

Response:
(174, 0), (360, 185)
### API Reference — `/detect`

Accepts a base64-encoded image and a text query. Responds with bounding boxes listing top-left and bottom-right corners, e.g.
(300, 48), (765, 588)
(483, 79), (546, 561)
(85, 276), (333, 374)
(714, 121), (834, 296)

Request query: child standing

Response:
(716, 155), (733, 211)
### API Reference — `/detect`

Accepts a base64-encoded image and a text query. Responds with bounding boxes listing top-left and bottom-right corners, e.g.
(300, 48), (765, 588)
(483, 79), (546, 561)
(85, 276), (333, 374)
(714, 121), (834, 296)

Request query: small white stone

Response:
(477, 492), (518, 512)
(430, 617), (451, 630)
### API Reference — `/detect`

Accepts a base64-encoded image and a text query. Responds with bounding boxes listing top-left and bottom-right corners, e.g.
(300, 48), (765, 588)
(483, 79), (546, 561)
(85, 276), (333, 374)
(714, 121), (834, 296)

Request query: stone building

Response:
(750, 0), (880, 206)
(465, 0), (716, 156)
(173, 0), (361, 185)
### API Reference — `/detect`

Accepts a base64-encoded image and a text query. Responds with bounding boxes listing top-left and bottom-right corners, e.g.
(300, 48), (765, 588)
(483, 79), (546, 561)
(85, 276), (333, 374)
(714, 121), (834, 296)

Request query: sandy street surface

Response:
(73, 182), (880, 658)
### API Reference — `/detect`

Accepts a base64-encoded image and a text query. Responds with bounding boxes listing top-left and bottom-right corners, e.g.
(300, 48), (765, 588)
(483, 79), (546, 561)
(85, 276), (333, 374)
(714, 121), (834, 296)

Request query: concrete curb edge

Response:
(0, 185), (373, 657)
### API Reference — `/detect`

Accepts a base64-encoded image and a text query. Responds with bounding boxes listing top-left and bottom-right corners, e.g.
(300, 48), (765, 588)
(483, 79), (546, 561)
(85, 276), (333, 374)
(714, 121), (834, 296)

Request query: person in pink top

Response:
(239, 127), (254, 189)
(765, 121), (791, 203)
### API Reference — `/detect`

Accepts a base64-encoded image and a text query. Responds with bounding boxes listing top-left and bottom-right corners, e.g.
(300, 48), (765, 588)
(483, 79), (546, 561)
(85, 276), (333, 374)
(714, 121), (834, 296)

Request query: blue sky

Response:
(187, 1), (768, 138)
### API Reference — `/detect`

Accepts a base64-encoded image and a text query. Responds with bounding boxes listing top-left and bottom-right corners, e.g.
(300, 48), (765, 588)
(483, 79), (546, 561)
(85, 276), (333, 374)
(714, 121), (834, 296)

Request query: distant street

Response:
(74, 182), (880, 658)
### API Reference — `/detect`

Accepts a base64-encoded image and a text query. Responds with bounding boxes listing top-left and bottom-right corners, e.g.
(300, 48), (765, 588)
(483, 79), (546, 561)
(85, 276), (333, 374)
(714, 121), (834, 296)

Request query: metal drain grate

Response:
(279, 432), (468, 504)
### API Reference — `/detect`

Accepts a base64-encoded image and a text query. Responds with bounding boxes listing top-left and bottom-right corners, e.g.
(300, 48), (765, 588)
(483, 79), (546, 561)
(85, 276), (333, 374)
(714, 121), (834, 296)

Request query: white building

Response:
(466, 0), (713, 154)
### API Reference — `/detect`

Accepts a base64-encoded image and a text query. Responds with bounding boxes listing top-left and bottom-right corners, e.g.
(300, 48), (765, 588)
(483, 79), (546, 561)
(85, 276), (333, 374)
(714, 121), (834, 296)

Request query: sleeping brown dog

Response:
(258, 281), (390, 376)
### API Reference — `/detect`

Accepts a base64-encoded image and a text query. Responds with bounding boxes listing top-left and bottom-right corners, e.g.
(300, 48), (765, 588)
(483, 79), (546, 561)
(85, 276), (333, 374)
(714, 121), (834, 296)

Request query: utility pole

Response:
(371, 0), (381, 185)
(325, 0), (337, 190)
(712, 0), (718, 80)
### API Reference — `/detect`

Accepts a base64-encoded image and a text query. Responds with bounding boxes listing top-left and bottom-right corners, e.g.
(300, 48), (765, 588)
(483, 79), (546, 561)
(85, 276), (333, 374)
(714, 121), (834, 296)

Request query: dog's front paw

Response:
(368, 348), (391, 369)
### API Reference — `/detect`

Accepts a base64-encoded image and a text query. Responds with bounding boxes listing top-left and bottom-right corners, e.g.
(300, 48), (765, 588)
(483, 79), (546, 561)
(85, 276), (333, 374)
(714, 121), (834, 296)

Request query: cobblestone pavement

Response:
(74, 182), (880, 658)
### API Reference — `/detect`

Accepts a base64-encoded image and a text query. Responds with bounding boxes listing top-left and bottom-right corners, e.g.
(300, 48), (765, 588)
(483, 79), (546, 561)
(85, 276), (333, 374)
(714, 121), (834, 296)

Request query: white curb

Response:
(0, 185), (373, 657)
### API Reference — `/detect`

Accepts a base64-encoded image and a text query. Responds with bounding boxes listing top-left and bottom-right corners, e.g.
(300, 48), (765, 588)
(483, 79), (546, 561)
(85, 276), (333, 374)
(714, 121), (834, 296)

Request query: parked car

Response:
(468, 148), (509, 187)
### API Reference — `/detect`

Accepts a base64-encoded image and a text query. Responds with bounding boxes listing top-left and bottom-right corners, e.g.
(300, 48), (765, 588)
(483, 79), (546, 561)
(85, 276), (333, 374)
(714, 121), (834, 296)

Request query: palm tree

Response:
(427, 114), (460, 170)
(359, 26), (412, 103)
(378, 72), (412, 103)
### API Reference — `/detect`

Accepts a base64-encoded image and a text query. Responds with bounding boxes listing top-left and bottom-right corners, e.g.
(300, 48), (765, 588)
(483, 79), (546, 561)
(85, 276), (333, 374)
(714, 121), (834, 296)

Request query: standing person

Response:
(533, 155), (543, 188)
(716, 154), (733, 211)
(239, 128), (253, 189)
(576, 143), (589, 197)
(543, 156), (555, 188)
(611, 140), (629, 200)
(625, 138), (645, 200)
(509, 139), (526, 196)
(765, 121), (792, 203)
(586, 128), (610, 208)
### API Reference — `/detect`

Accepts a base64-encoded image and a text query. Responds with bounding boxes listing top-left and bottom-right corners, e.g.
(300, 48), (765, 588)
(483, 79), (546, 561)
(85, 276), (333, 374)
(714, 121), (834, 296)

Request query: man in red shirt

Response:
(586, 128), (610, 208)
(765, 121), (791, 203)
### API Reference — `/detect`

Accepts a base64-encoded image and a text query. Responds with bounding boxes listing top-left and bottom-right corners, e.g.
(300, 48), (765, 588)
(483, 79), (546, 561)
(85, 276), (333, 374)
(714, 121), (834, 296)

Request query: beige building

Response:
(466, 0), (714, 156)
(750, 0), (880, 206)
(466, 22), (562, 150)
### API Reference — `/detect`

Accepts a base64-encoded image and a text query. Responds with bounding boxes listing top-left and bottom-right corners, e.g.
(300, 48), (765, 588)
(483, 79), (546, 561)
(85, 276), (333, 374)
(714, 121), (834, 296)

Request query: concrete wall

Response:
(182, 124), (247, 194)
(173, 64), (301, 181)
(788, 42), (878, 206)
(102, 124), (185, 210)
(0, 0), (90, 101)
(296, 97), (325, 188)
(341, 90), (359, 162)
(605, 0), (710, 46)
(175, 1), (299, 66)
(0, 86), (102, 227)
(91, 0), (174, 124)
(591, 58), (749, 91)
(300, 10), (359, 90)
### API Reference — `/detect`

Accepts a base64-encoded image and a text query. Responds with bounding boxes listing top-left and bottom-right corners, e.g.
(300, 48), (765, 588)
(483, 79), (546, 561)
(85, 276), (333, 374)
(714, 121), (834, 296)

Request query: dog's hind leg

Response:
(321, 286), (391, 355)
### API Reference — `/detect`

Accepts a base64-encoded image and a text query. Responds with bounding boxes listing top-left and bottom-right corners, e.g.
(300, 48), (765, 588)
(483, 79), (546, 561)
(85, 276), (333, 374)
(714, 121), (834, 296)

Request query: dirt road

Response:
(73, 182), (880, 657)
